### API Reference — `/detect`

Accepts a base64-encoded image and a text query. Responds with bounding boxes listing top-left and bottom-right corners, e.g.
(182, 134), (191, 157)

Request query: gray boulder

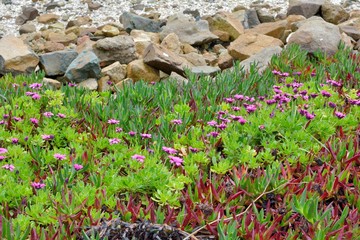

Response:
(39, 50), (78, 76)
(120, 12), (162, 33)
(240, 46), (283, 73)
(65, 50), (101, 83)
(287, 0), (324, 18)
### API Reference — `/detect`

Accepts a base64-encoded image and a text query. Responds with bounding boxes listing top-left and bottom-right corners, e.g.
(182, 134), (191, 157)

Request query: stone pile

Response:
(0, 0), (359, 91)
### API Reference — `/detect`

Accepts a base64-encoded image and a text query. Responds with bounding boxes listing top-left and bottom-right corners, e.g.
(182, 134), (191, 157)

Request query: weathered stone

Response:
(47, 32), (77, 46)
(78, 78), (98, 90)
(160, 14), (218, 45)
(213, 44), (226, 54)
(39, 50), (78, 76)
(218, 51), (234, 70)
(16, 7), (39, 25)
(44, 41), (65, 53)
(191, 66), (221, 76)
(256, 8), (276, 23)
(206, 11), (245, 41)
(87, 1), (103, 11)
(143, 43), (192, 76)
(19, 23), (36, 34)
(339, 25), (360, 41)
(127, 59), (160, 82)
(161, 33), (182, 54)
(113, 78), (133, 90)
(98, 75), (112, 92)
(93, 35), (137, 66)
(37, 13), (60, 24)
(228, 33), (283, 61)
(48, 22), (65, 31)
(287, 17), (341, 56)
(101, 25), (120, 37)
(202, 52), (218, 66)
(246, 20), (287, 40)
(130, 29), (160, 56)
(239, 46), (282, 73)
(286, 15), (307, 31)
(181, 43), (198, 54)
(76, 36), (96, 53)
(101, 61), (127, 83)
(321, 1), (349, 25)
(287, 0), (324, 18)
(42, 77), (62, 90)
(0, 36), (39, 75)
(212, 30), (231, 42)
(120, 12), (162, 33)
(181, 52), (206, 66)
(66, 16), (92, 28)
(340, 32), (355, 49)
(65, 50), (101, 83)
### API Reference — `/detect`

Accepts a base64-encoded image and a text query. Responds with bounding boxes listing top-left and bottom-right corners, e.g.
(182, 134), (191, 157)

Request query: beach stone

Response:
(239, 45), (283, 73)
(101, 61), (127, 83)
(45, 2), (60, 11)
(66, 16), (92, 28)
(161, 33), (182, 54)
(65, 50), (101, 83)
(78, 78), (98, 90)
(87, 1), (103, 11)
(93, 35), (137, 66)
(113, 78), (132, 90)
(321, 1), (349, 24)
(169, 71), (189, 86)
(218, 51), (234, 70)
(181, 43), (198, 54)
(98, 75), (111, 92)
(246, 20), (287, 40)
(206, 11), (245, 41)
(202, 52), (218, 66)
(44, 41), (65, 52)
(39, 50), (78, 76)
(0, 36), (39, 75)
(47, 32), (77, 46)
(287, 0), (324, 18)
(228, 33), (284, 61)
(16, 6), (39, 25)
(191, 66), (221, 76)
(340, 32), (355, 49)
(286, 15), (307, 31)
(42, 77), (62, 90)
(120, 12), (162, 33)
(143, 43), (191, 76)
(287, 16), (341, 56)
(181, 52), (206, 66)
(160, 14), (218, 45)
(38, 13), (60, 24)
(130, 29), (160, 56)
(256, 8), (277, 23)
(19, 23), (36, 34)
(127, 59), (160, 82)
(339, 25), (360, 41)
(100, 25), (120, 37)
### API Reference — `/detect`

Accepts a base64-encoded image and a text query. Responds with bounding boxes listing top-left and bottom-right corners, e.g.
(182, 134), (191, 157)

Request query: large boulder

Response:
(39, 50), (78, 76)
(338, 17), (360, 41)
(130, 30), (160, 56)
(239, 46), (283, 73)
(127, 59), (160, 82)
(287, 0), (324, 18)
(287, 17), (341, 56)
(160, 14), (218, 46)
(206, 11), (245, 41)
(0, 36), (39, 76)
(321, 1), (349, 25)
(120, 12), (162, 33)
(65, 50), (101, 83)
(93, 35), (137, 66)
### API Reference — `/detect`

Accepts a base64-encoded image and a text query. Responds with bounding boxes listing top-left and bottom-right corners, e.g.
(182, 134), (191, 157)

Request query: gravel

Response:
(0, 0), (359, 37)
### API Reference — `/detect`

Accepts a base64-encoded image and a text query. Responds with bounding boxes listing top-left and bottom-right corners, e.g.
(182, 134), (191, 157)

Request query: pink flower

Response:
(335, 111), (346, 119)
(141, 133), (152, 139)
(171, 119), (183, 125)
(31, 182), (46, 189)
(26, 91), (34, 96)
(189, 147), (198, 153)
(32, 93), (41, 100)
(207, 120), (217, 127)
(57, 113), (66, 118)
(231, 106), (241, 111)
(42, 134), (54, 141)
(109, 138), (121, 145)
(74, 164), (83, 171)
(224, 98), (235, 103)
(11, 138), (19, 144)
(169, 156), (183, 166)
(107, 119), (119, 124)
(30, 118), (39, 124)
(131, 154), (145, 162)
(68, 83), (77, 87)
(245, 104), (257, 113)
(209, 131), (219, 138)
(129, 131), (136, 136)
(0, 156), (6, 161)
(116, 127), (123, 132)
(54, 153), (66, 160)
(0, 148), (8, 154)
(29, 83), (42, 89)
(2, 164), (15, 171)
(13, 117), (22, 122)
(162, 147), (178, 155)
(321, 90), (332, 98)
(43, 112), (54, 118)
(234, 94), (244, 101)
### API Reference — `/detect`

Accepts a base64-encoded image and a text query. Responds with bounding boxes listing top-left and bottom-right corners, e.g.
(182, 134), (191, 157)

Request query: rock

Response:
(120, 12), (162, 33)
(206, 11), (245, 41)
(321, 1), (349, 24)
(0, 36), (39, 75)
(16, 6), (39, 25)
(286, 15), (307, 31)
(218, 51), (234, 70)
(65, 50), (101, 83)
(87, 1), (102, 11)
(161, 33), (182, 54)
(37, 13), (60, 24)
(183, 9), (201, 20)
(212, 30), (231, 42)
(168, 71), (189, 86)
(76, 36), (95, 53)
(239, 46), (282, 73)
(181, 52), (206, 66)
(42, 77), (62, 89)
(113, 78), (133, 90)
(246, 20), (287, 40)
(66, 16), (92, 28)
(202, 52), (218, 66)
(228, 33), (283, 61)
(181, 43), (198, 54)
(101, 61), (127, 83)
(100, 24), (120, 37)
(256, 8), (276, 23)
(191, 66), (221, 76)
(47, 32), (77, 46)
(340, 32), (355, 49)
(287, 0), (324, 18)
(45, 2), (60, 11)
(19, 23), (36, 34)
(127, 59), (160, 82)
(160, 14), (218, 45)
(78, 78), (98, 90)
(130, 29), (160, 56)
(39, 50), (78, 76)
(93, 35), (137, 66)
(44, 41), (65, 52)
(213, 44), (226, 54)
(98, 75), (112, 92)
(339, 25), (360, 41)
(287, 16), (341, 56)
(143, 43), (191, 76)
(245, 9), (261, 28)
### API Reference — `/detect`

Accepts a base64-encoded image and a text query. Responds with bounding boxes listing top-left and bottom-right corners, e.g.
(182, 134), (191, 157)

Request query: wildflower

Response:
(74, 164), (83, 171)
(2, 164), (14, 171)
(231, 106), (241, 111)
(224, 97), (235, 103)
(13, 117), (22, 122)
(189, 147), (198, 153)
(326, 79), (342, 87)
(171, 119), (183, 125)
(0, 120), (5, 125)
(321, 90), (332, 98)
(259, 125), (265, 130)
(68, 83), (77, 87)
(29, 83), (42, 89)
(216, 123), (227, 130)
(116, 127), (123, 132)
(0, 148), (8, 154)
(141, 133), (152, 139)
(328, 102), (336, 108)
(107, 81), (113, 85)
(54, 153), (66, 160)
(3, 114), (9, 119)
(299, 90), (307, 96)
(147, 148), (154, 154)
(42, 134), (54, 141)
(107, 119), (119, 124)
(32, 93), (41, 100)
(272, 70), (280, 75)
(207, 120), (217, 127)
(43, 112), (54, 118)
(169, 155), (183, 166)
(31, 182), (46, 189)
(238, 118), (247, 125)
(266, 99), (277, 105)
(132, 154), (145, 163)
(57, 113), (66, 118)
(302, 95), (309, 101)
(281, 72), (290, 77)
(335, 111), (346, 119)
(11, 138), (19, 144)
(25, 91), (34, 96)
(310, 93), (318, 98)
(245, 104), (257, 113)
(234, 94), (244, 100)
(217, 110), (227, 116)
(258, 96), (265, 101)
(30, 118), (39, 124)
(162, 147), (178, 155)
(305, 112), (315, 120)
(109, 138), (121, 145)
(293, 71), (302, 76)
(0, 156), (6, 161)
(209, 131), (219, 138)
(128, 131), (136, 136)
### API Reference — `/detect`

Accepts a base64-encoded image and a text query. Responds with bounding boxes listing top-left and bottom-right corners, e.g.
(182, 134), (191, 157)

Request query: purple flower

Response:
(293, 71), (302, 76)
(109, 138), (121, 145)
(305, 112), (315, 120)
(131, 154), (145, 162)
(31, 182), (46, 189)
(0, 156), (6, 161)
(30, 118), (39, 125)
(234, 94), (244, 101)
(266, 99), (277, 105)
(107, 119), (120, 124)
(168, 156), (183, 166)
(310, 93), (318, 99)
(13, 117), (22, 122)
(207, 120), (217, 127)
(335, 111), (346, 119)
(162, 147), (178, 155)
(11, 138), (19, 144)
(238, 118), (247, 125)
(328, 102), (337, 108)
(25, 91), (34, 96)
(54, 153), (66, 160)
(43, 112), (54, 118)
(259, 125), (265, 130)
(2, 164), (14, 171)
(74, 164), (83, 171)
(326, 79), (342, 87)
(32, 93), (41, 100)
(281, 72), (290, 77)
(216, 123), (227, 130)
(189, 147), (198, 153)
(57, 113), (66, 118)
(3, 114), (9, 119)
(231, 106), (241, 111)
(209, 131), (219, 138)
(42, 134), (54, 141)
(116, 127), (123, 133)
(0, 148), (8, 154)
(68, 83), (77, 87)
(224, 98), (235, 103)
(245, 104), (257, 113)
(272, 70), (280, 75)
(171, 119), (183, 125)
(128, 131), (136, 136)
(321, 90), (332, 98)
(29, 83), (42, 89)
(141, 133), (152, 139)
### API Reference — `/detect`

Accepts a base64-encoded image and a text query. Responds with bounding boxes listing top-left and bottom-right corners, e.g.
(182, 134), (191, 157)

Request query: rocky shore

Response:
(0, 0), (359, 91)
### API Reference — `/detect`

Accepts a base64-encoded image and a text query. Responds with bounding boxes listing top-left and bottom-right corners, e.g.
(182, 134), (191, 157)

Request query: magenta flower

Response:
(30, 118), (39, 125)
(266, 99), (277, 105)
(26, 91), (34, 96)
(107, 119), (120, 124)
(234, 94), (244, 101)
(245, 104), (257, 113)
(328, 102), (336, 108)
(224, 98), (235, 103)
(335, 111), (346, 119)
(238, 118), (247, 125)
(171, 119), (183, 125)
(116, 127), (123, 132)
(42, 134), (54, 141)
(0, 156), (6, 161)
(326, 79), (342, 87)
(305, 112), (315, 120)
(169, 156), (183, 166)
(162, 146), (178, 155)
(31, 182), (46, 189)
(128, 131), (136, 136)
(189, 147), (198, 153)
(231, 106), (241, 111)
(3, 114), (9, 119)
(109, 138), (121, 145)
(321, 90), (332, 98)
(11, 138), (19, 144)
(43, 112), (54, 118)
(13, 117), (22, 122)
(207, 120), (217, 127)
(57, 113), (66, 118)
(29, 83), (42, 89)
(2, 164), (15, 171)
(131, 154), (145, 163)
(32, 93), (41, 100)
(68, 83), (77, 87)
(259, 125), (265, 130)
(0, 148), (8, 154)
(209, 131), (219, 138)
(54, 153), (66, 160)
(141, 133), (152, 139)
(74, 164), (83, 171)
(216, 123), (227, 130)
